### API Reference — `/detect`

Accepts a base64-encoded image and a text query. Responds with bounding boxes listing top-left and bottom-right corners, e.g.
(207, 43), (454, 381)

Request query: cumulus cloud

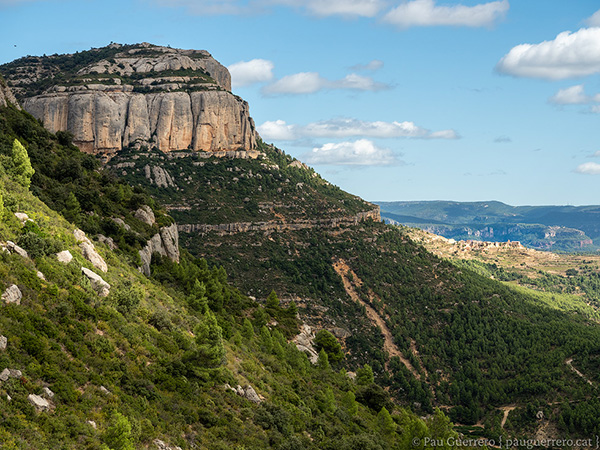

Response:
(383, 0), (509, 28)
(257, 118), (459, 141)
(262, 72), (389, 95)
(257, 120), (297, 140)
(350, 60), (384, 71)
(497, 28), (600, 80)
(575, 162), (600, 175)
(303, 139), (399, 166)
(228, 59), (274, 88)
(550, 85), (590, 104)
(291, 0), (384, 17)
(585, 9), (600, 26)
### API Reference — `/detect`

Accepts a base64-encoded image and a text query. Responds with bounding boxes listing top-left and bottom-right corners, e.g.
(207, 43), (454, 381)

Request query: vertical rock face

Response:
(4, 43), (256, 157)
(22, 88), (256, 156)
(0, 77), (19, 109)
(139, 223), (180, 276)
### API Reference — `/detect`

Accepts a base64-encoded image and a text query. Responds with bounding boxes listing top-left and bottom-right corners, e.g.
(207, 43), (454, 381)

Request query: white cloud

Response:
(550, 85), (590, 104)
(302, 0), (384, 17)
(151, 0), (383, 16)
(497, 28), (600, 80)
(383, 0), (509, 28)
(592, 151), (600, 157)
(256, 118), (459, 140)
(585, 9), (600, 26)
(228, 59), (274, 88)
(350, 60), (384, 71)
(257, 120), (297, 140)
(262, 72), (389, 95)
(263, 72), (324, 94)
(303, 139), (399, 166)
(428, 129), (459, 139)
(304, 118), (428, 138)
(575, 162), (600, 175)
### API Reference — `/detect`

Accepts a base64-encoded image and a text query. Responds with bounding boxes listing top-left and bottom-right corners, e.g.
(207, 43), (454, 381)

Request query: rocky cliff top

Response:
(1, 42), (231, 98)
(1, 43), (256, 156)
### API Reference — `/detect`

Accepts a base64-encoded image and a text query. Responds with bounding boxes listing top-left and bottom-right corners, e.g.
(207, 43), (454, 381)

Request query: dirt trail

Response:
(332, 259), (421, 380)
(499, 405), (516, 429)
(566, 358), (594, 386)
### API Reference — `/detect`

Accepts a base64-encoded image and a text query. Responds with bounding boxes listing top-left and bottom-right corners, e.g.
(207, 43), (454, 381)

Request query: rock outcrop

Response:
(293, 324), (319, 364)
(81, 267), (110, 297)
(0, 77), (19, 109)
(178, 208), (381, 235)
(139, 224), (180, 276)
(2, 285), (22, 305)
(5, 44), (257, 157)
(28, 394), (51, 412)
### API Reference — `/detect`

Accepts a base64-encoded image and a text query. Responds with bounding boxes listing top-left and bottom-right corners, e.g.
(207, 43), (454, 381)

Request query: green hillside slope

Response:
(0, 102), (462, 449)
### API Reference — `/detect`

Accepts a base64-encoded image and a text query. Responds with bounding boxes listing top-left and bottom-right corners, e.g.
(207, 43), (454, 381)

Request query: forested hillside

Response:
(0, 97), (459, 449)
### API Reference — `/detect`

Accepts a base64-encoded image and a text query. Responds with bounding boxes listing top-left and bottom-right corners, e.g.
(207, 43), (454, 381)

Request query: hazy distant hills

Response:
(377, 200), (600, 252)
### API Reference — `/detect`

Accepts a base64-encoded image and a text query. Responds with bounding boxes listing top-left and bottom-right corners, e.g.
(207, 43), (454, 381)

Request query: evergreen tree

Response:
(341, 391), (358, 416)
(266, 289), (280, 309)
(194, 310), (225, 367)
(9, 139), (34, 188)
(62, 191), (81, 224)
(356, 364), (374, 385)
(188, 279), (208, 312)
(317, 349), (330, 371)
(313, 329), (344, 363)
(242, 318), (254, 340)
(377, 407), (397, 435)
(103, 412), (135, 450)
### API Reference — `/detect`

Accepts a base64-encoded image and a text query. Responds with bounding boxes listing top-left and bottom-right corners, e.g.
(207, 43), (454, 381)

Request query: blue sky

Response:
(2, 0), (600, 205)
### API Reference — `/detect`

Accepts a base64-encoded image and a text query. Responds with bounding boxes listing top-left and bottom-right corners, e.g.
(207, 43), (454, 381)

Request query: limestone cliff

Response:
(0, 77), (19, 109)
(1, 43), (256, 156)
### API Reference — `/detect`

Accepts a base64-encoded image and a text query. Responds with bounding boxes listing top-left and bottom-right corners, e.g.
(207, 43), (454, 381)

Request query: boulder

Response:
(28, 394), (50, 412)
(293, 324), (319, 364)
(56, 250), (73, 264)
(97, 234), (118, 250)
(36, 271), (46, 281)
(14, 212), (29, 223)
(153, 439), (183, 450)
(2, 285), (22, 305)
(80, 242), (108, 272)
(81, 267), (110, 297)
(135, 205), (156, 226)
(6, 241), (28, 258)
(139, 224), (180, 276)
(42, 387), (55, 399)
(0, 335), (6, 350)
(244, 385), (262, 404)
(87, 420), (97, 429)
(0, 369), (10, 381)
(73, 228), (92, 245)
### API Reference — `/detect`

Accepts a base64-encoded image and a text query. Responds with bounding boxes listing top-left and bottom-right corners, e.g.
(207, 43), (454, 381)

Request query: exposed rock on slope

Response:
(2, 43), (256, 156)
(0, 77), (19, 109)
(139, 223), (180, 276)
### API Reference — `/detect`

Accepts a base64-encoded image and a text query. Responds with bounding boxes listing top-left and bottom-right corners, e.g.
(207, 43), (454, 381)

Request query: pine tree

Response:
(103, 412), (135, 450)
(341, 391), (358, 416)
(194, 310), (225, 367)
(62, 192), (81, 223)
(242, 318), (254, 340)
(266, 290), (280, 309)
(356, 364), (374, 385)
(9, 139), (34, 188)
(377, 407), (397, 435)
(317, 349), (330, 371)
(188, 279), (208, 312)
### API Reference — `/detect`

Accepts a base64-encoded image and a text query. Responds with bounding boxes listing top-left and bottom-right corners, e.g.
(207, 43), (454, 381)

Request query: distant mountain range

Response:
(376, 200), (600, 252)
